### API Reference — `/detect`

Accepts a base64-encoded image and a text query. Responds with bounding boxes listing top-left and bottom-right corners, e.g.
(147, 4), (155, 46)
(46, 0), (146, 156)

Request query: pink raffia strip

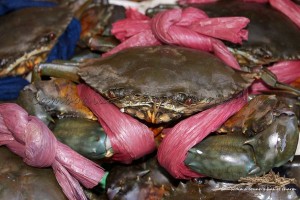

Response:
(244, 0), (300, 28)
(77, 84), (156, 164)
(250, 61), (300, 94)
(0, 103), (105, 200)
(157, 93), (247, 179)
(104, 7), (250, 70)
(104, 9), (161, 56)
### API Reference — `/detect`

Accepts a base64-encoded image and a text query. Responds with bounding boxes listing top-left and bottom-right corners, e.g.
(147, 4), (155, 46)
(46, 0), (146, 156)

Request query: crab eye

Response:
(40, 33), (56, 44)
(0, 58), (8, 68)
(115, 88), (125, 98)
(185, 98), (193, 105)
(107, 90), (116, 98)
(48, 32), (56, 40)
(107, 89), (125, 99)
(174, 93), (187, 102)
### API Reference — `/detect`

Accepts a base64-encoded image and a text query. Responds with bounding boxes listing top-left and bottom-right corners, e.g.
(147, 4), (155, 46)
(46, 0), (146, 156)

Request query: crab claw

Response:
(260, 68), (300, 96)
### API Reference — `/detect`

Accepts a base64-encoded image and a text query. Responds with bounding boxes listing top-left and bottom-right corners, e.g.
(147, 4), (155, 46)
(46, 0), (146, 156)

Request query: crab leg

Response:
(53, 118), (114, 160)
(259, 68), (300, 96)
(16, 78), (115, 160)
(251, 61), (300, 94)
(32, 61), (80, 82)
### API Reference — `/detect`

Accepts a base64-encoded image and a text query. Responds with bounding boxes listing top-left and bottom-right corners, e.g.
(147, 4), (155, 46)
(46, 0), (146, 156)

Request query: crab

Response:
(33, 45), (256, 124)
(0, 6), (72, 77)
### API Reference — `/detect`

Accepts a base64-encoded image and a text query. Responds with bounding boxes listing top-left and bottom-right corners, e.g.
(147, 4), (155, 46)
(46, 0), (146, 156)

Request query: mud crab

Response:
(33, 45), (256, 124)
(33, 45), (298, 124)
(0, 6), (72, 77)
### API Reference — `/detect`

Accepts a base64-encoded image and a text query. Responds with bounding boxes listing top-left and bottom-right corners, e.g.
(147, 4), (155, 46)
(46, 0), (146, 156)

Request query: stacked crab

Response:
(1, 0), (300, 200)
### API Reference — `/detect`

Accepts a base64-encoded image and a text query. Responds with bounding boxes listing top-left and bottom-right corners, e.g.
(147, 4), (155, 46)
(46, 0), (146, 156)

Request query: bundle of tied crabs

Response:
(1, 0), (300, 199)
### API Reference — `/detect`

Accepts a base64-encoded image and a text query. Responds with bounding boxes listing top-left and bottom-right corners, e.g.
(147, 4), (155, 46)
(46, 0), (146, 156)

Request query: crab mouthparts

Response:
(120, 103), (183, 124)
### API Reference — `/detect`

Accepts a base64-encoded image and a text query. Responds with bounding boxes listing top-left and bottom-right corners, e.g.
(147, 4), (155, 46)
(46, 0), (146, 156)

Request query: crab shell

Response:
(195, 0), (300, 67)
(0, 6), (72, 77)
(79, 45), (254, 124)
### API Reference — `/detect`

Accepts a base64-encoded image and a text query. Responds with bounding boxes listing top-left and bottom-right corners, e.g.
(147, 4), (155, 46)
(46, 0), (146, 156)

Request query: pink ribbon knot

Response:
(104, 7), (250, 70)
(0, 103), (105, 200)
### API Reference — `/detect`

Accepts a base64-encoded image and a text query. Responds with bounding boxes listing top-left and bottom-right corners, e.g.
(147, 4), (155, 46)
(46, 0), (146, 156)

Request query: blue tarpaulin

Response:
(0, 77), (30, 101)
(0, 0), (81, 101)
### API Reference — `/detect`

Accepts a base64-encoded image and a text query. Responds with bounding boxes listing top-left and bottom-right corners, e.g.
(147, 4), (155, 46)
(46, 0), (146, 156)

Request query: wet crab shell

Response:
(79, 45), (253, 124)
(195, 0), (300, 67)
(0, 6), (72, 77)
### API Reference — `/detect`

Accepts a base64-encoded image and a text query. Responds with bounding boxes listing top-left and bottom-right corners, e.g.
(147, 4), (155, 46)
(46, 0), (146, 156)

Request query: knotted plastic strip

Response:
(104, 7), (249, 69)
(157, 93), (247, 179)
(250, 61), (300, 94)
(0, 103), (105, 200)
(77, 84), (156, 164)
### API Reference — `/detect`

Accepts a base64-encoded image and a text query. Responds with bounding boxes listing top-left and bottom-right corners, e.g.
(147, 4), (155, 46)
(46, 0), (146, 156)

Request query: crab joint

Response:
(260, 68), (300, 96)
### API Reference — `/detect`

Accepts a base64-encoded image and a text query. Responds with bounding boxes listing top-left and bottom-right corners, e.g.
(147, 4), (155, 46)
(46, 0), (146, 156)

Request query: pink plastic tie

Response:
(0, 103), (105, 200)
(77, 84), (156, 164)
(104, 7), (249, 70)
